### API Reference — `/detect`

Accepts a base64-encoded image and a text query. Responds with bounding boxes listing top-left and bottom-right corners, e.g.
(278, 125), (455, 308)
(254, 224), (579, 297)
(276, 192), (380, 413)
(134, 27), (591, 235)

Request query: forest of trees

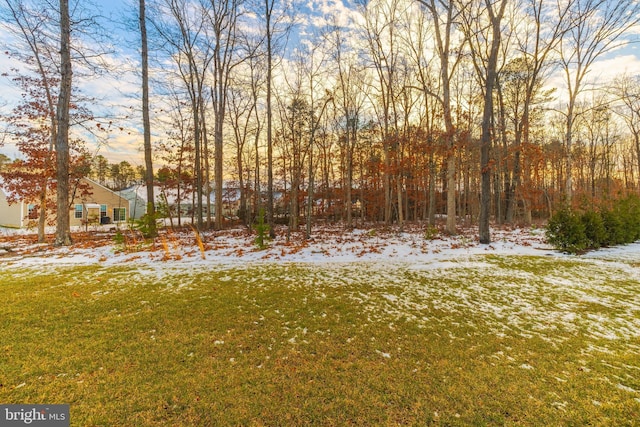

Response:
(1, 0), (640, 245)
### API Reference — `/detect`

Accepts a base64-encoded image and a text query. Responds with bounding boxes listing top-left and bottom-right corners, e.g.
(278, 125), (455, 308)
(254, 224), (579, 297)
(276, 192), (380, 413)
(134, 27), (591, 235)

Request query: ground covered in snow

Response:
(0, 222), (556, 266)
(2, 220), (640, 268)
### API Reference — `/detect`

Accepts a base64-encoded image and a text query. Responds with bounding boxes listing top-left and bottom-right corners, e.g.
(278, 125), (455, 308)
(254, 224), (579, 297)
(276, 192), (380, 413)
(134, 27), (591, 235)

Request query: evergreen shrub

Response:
(254, 208), (270, 250)
(580, 210), (606, 249)
(545, 208), (588, 254)
(546, 194), (640, 253)
(614, 194), (640, 243)
(600, 209), (625, 246)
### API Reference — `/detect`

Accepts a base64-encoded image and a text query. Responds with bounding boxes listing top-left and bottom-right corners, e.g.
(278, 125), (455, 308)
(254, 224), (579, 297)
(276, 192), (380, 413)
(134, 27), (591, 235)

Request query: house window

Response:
(100, 205), (107, 218)
(74, 204), (83, 219)
(113, 207), (126, 222)
(27, 204), (38, 220)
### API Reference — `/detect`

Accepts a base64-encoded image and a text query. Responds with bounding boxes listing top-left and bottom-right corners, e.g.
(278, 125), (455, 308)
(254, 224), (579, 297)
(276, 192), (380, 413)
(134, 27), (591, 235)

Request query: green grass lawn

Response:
(1, 256), (639, 426)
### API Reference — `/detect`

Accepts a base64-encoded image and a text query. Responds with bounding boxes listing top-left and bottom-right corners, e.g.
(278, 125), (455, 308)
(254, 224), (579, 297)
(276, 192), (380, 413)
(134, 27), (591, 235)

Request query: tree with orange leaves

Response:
(0, 72), (92, 242)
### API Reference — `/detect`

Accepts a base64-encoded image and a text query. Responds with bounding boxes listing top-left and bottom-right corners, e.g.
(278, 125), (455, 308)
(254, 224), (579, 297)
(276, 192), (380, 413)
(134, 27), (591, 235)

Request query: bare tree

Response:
(1, 0), (58, 242)
(577, 98), (618, 198)
(54, 0), (72, 246)
(227, 80), (256, 226)
(501, 0), (573, 224)
(140, 0), (156, 237)
(558, 0), (640, 203)
(458, 0), (508, 244)
(226, 30), (267, 227)
(275, 53), (310, 235)
(612, 74), (640, 191)
(327, 23), (367, 229)
(152, 0), (213, 230)
(401, 4), (439, 225)
(203, 0), (243, 230)
(293, 41), (332, 238)
(416, 0), (467, 234)
(157, 84), (196, 228)
(359, 0), (405, 226)
(2, 0), (110, 243)
(247, 45), (266, 221)
(260, 0), (294, 237)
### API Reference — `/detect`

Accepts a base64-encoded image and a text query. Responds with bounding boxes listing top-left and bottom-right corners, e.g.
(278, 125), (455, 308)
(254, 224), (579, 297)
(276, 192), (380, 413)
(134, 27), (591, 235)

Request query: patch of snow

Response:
(376, 350), (391, 359)
(617, 383), (638, 394)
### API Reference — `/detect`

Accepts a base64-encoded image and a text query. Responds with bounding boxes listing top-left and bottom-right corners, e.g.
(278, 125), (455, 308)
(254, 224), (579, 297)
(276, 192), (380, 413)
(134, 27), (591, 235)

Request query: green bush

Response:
(580, 210), (607, 249)
(545, 209), (588, 254)
(134, 210), (162, 238)
(424, 225), (439, 240)
(547, 195), (640, 253)
(614, 194), (640, 243)
(600, 209), (625, 246)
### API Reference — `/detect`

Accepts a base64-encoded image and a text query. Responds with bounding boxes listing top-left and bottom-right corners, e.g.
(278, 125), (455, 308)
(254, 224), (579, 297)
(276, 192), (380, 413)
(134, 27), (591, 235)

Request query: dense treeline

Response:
(88, 155), (146, 190)
(142, 0), (640, 235)
(2, 0), (640, 244)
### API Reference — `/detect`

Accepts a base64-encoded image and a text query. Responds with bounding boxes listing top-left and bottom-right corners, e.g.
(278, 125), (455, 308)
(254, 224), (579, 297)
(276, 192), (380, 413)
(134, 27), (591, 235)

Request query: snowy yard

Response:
(1, 224), (639, 424)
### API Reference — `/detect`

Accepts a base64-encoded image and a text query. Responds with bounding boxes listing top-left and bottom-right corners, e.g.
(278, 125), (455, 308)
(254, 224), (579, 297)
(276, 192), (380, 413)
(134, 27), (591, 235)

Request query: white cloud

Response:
(587, 54), (640, 82)
(543, 51), (640, 106)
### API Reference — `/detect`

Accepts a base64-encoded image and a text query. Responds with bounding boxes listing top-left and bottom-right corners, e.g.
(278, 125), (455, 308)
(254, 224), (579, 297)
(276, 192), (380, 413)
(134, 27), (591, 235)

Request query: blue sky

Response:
(2, 0), (640, 167)
(0, 0), (143, 163)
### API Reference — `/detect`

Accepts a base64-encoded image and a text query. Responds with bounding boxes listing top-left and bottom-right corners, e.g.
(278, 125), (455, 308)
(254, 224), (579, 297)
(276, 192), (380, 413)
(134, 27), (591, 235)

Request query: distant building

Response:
(0, 178), (130, 228)
(120, 183), (245, 220)
(118, 184), (201, 220)
(117, 185), (148, 220)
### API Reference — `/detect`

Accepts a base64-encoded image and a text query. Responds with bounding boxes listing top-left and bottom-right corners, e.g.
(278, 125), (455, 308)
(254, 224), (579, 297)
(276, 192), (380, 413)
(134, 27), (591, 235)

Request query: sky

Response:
(0, 0), (177, 166)
(2, 0), (640, 168)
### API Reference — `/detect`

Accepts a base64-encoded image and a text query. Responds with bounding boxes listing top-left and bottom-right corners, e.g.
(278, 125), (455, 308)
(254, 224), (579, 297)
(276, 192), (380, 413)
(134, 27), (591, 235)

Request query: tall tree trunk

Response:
(237, 140), (246, 225)
(305, 134), (314, 238)
(54, 0), (72, 247)
(254, 117), (261, 220)
(38, 189), (47, 242)
(428, 151), (436, 225)
(265, 0), (275, 238)
(346, 124), (357, 229)
(445, 146), (456, 233)
(427, 0), (459, 235)
(479, 0), (506, 244)
(203, 108), (213, 229)
(140, 0), (156, 238)
(345, 126), (353, 228)
(565, 105), (574, 204)
(192, 76), (203, 231)
(214, 87), (224, 230)
(383, 143), (392, 224)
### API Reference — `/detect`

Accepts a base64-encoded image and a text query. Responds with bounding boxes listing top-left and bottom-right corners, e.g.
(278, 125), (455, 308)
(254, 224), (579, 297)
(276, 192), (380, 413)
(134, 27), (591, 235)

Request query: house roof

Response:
(1, 177), (128, 203)
(119, 184), (210, 206)
(83, 177), (125, 197)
